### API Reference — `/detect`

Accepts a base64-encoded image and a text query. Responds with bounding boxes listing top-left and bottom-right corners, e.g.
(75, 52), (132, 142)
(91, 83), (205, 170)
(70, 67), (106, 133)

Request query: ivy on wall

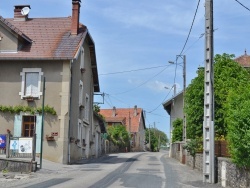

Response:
(0, 105), (57, 115)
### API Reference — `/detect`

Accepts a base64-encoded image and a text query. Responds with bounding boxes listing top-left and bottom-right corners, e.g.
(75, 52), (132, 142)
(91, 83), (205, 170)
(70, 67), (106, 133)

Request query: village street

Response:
(0, 150), (222, 188)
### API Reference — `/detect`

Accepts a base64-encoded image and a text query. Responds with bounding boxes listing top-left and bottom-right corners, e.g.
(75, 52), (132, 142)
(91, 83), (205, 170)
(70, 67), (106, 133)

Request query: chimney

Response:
(112, 107), (116, 117)
(71, 0), (81, 35)
(14, 5), (31, 21)
(134, 105), (137, 116)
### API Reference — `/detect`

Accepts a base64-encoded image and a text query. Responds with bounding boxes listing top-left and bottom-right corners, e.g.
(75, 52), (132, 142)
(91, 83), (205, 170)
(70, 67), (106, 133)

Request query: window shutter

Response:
(35, 115), (42, 153)
(14, 115), (22, 137)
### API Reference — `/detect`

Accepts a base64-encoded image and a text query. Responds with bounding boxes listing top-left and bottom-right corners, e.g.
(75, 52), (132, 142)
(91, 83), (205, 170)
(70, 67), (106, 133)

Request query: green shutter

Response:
(14, 115), (22, 137)
(36, 115), (42, 153)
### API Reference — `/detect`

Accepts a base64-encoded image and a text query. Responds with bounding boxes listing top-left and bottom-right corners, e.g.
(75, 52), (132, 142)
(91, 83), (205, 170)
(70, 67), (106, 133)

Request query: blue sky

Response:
(1, 0), (250, 139)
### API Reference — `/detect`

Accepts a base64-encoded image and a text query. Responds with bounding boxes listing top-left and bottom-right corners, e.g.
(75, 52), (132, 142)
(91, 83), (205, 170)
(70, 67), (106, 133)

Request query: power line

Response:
(99, 64), (169, 76)
(179, 0), (201, 55)
(147, 86), (173, 113)
(173, 0), (201, 86)
(112, 65), (171, 95)
(234, 0), (250, 11)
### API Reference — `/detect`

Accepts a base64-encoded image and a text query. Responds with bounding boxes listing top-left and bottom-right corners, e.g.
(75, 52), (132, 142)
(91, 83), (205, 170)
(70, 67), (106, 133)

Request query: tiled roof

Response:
(0, 16), (32, 43)
(0, 15), (100, 92)
(99, 108), (145, 133)
(235, 52), (250, 68)
(0, 16), (86, 60)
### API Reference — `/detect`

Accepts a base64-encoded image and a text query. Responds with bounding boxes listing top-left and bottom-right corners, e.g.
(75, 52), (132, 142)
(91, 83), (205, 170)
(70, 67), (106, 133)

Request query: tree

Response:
(226, 84), (250, 169)
(183, 139), (199, 169)
(172, 118), (183, 142)
(185, 67), (204, 139)
(145, 128), (168, 151)
(214, 53), (250, 136)
(107, 125), (130, 149)
(185, 53), (250, 138)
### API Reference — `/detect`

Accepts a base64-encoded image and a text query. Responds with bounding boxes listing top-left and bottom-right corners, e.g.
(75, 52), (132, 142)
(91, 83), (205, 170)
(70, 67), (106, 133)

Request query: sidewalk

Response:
(161, 150), (222, 188)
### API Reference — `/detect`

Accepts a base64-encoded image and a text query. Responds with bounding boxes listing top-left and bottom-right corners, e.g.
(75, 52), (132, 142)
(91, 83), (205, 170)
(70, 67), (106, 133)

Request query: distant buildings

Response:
(100, 106), (146, 151)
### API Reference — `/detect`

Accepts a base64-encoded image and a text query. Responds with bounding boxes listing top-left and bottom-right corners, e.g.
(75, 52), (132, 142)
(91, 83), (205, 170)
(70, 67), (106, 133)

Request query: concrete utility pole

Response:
(149, 125), (151, 151)
(203, 0), (215, 183)
(176, 55), (186, 142)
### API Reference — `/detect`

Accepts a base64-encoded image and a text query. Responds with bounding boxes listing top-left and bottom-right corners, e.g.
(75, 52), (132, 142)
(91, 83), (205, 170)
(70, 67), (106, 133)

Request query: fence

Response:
(6, 134), (36, 159)
(172, 140), (230, 158)
(215, 140), (230, 157)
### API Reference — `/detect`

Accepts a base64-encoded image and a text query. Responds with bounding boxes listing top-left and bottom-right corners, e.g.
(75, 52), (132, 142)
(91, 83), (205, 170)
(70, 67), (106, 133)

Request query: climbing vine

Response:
(0, 105), (57, 115)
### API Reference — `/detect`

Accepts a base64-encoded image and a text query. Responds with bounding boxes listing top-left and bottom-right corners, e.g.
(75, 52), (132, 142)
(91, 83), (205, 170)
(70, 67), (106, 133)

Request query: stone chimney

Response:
(112, 107), (116, 117)
(14, 5), (31, 21)
(134, 105), (137, 116)
(71, 0), (81, 35)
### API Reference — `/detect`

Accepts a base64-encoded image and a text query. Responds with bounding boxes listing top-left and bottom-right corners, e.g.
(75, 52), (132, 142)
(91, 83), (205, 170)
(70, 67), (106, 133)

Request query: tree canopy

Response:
(145, 128), (168, 151)
(107, 125), (130, 149)
(172, 118), (183, 142)
(185, 53), (250, 139)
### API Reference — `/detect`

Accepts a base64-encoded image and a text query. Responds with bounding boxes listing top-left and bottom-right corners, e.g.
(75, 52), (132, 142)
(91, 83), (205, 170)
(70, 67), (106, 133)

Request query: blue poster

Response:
(0, 135), (6, 148)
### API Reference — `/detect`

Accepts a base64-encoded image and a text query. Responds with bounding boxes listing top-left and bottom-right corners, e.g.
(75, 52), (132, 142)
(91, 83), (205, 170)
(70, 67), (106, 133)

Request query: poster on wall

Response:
(10, 139), (19, 150)
(18, 138), (32, 153)
(0, 135), (6, 148)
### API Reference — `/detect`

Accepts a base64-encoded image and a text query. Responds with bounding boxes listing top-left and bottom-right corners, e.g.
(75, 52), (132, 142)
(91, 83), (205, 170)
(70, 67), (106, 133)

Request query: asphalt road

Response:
(0, 151), (222, 188)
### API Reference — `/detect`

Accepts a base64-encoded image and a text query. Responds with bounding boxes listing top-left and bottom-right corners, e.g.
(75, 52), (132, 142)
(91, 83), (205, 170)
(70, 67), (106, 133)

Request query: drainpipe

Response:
(68, 59), (74, 164)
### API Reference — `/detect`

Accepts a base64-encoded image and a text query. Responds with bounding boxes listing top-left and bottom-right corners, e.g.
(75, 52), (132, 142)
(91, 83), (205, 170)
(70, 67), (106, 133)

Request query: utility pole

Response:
(176, 55), (186, 142)
(148, 125), (151, 151)
(203, 0), (215, 183)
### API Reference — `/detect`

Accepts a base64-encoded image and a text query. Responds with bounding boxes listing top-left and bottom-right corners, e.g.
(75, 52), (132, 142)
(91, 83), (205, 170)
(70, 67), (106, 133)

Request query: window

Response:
(84, 94), (90, 121)
(19, 68), (43, 99)
(80, 47), (85, 72)
(79, 80), (83, 107)
(78, 119), (83, 145)
(22, 116), (36, 137)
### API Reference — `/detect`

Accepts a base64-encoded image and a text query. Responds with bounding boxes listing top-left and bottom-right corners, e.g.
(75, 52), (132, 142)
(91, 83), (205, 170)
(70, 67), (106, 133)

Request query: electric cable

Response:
(99, 64), (169, 76)
(234, 0), (250, 11)
(112, 65), (171, 95)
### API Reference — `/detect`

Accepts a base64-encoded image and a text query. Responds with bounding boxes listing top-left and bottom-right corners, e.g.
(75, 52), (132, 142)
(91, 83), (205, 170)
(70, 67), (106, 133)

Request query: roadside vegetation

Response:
(107, 125), (130, 150)
(184, 53), (250, 168)
(145, 128), (168, 152)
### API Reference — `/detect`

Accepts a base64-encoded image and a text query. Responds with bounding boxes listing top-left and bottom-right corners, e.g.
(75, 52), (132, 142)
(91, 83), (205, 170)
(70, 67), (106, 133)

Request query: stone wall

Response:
(186, 152), (203, 171)
(218, 157), (250, 188)
(0, 158), (37, 172)
(171, 144), (250, 188)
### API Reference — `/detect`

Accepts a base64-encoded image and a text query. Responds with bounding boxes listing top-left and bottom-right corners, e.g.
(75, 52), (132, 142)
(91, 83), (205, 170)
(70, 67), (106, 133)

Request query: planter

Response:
(46, 135), (55, 141)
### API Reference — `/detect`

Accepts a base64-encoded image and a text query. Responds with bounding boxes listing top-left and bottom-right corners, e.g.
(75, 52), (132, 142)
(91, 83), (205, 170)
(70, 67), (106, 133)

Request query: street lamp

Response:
(168, 55), (186, 142)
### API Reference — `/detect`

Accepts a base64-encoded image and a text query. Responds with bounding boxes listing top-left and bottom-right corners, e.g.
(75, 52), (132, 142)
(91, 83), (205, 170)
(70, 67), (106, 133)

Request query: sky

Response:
(1, 0), (250, 139)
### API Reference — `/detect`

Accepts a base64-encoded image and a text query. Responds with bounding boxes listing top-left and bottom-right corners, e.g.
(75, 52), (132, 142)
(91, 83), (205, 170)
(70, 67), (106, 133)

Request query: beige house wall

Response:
(0, 60), (72, 163)
(68, 41), (95, 162)
(0, 24), (18, 52)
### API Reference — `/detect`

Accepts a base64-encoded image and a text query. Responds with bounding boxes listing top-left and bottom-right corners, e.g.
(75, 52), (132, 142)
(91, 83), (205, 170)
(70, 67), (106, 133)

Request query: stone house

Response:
(99, 106), (146, 152)
(0, 1), (102, 164)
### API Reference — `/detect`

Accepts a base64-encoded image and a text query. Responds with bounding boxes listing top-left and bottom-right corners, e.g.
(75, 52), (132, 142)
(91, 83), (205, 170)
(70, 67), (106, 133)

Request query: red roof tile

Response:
(235, 52), (250, 68)
(0, 16), (87, 60)
(0, 16), (32, 43)
(100, 108), (144, 133)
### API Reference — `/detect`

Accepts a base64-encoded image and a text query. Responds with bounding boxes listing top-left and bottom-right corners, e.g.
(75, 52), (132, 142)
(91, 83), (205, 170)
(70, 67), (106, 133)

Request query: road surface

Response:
(0, 150), (221, 188)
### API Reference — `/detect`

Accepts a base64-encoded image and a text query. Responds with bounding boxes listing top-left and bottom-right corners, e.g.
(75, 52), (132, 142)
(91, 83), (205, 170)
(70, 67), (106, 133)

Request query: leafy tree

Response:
(226, 84), (250, 168)
(172, 118), (183, 142)
(185, 53), (250, 138)
(214, 53), (250, 136)
(107, 125), (130, 149)
(145, 128), (168, 151)
(183, 139), (199, 169)
(185, 67), (204, 139)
